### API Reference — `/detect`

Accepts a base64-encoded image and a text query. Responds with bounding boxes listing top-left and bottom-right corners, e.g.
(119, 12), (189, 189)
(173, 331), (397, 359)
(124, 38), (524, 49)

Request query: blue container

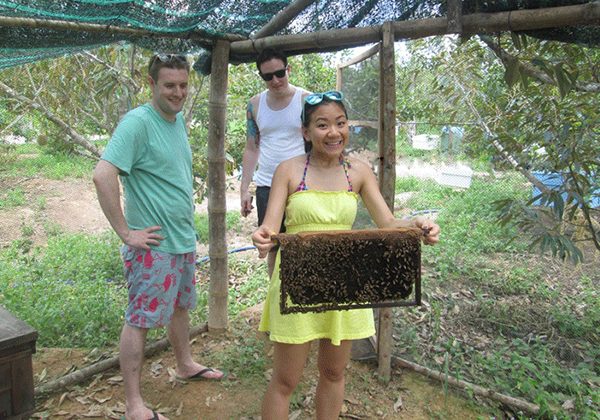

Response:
(532, 171), (599, 208)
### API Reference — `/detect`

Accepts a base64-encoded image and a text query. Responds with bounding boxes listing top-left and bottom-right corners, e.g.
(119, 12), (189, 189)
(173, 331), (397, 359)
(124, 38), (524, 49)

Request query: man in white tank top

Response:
(240, 48), (309, 276)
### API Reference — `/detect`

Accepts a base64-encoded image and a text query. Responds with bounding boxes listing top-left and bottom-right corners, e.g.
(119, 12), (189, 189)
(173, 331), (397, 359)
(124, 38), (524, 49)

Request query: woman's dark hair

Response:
(301, 97), (349, 153)
(301, 97), (348, 128)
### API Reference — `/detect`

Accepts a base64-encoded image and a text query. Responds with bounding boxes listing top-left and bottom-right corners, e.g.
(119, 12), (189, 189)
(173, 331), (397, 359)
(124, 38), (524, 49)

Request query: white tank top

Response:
(254, 87), (306, 187)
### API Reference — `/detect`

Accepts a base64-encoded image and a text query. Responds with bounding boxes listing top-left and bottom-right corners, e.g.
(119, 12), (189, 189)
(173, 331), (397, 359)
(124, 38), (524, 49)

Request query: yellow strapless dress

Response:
(258, 190), (375, 345)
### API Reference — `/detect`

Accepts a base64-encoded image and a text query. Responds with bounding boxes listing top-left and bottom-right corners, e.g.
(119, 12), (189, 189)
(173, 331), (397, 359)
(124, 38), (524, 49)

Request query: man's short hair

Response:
(148, 54), (190, 81)
(256, 48), (288, 71)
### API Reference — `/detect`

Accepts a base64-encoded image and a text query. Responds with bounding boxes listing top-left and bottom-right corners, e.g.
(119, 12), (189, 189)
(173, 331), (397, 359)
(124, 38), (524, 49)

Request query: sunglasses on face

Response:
(259, 67), (288, 81)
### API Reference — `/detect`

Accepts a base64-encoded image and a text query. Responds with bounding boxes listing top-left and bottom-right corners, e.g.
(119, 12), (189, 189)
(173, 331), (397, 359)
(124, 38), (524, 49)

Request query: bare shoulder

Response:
(347, 156), (372, 174)
(280, 154), (307, 170)
(249, 94), (261, 108)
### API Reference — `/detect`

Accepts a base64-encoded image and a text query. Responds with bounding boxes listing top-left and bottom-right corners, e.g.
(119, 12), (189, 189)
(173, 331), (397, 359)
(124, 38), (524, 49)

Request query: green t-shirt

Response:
(101, 103), (196, 254)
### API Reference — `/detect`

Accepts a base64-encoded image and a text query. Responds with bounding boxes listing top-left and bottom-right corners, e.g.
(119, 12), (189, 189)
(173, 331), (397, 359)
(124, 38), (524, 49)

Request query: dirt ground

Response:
(1, 175), (493, 419)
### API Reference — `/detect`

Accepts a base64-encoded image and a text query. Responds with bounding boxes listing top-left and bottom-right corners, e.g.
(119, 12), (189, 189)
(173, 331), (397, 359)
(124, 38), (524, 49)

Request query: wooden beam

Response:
(230, 2), (600, 55)
(447, 0), (463, 33)
(338, 44), (379, 69)
(253, 0), (317, 39)
(348, 119), (378, 129)
(376, 22), (397, 384)
(207, 39), (230, 332)
(0, 15), (245, 46)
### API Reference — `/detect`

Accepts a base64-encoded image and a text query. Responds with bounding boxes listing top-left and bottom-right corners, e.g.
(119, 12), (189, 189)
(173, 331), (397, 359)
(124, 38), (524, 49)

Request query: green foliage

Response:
(0, 187), (26, 209)
(194, 211), (242, 244)
(0, 232), (125, 347)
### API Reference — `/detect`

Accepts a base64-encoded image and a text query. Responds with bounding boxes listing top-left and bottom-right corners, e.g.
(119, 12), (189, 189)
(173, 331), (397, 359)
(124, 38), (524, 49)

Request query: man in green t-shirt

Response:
(93, 54), (224, 420)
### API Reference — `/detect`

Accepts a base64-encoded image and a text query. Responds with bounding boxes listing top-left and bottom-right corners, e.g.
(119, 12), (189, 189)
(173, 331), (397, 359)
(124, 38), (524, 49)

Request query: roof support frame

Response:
(230, 2), (600, 56)
(252, 0), (317, 39)
(0, 15), (245, 48)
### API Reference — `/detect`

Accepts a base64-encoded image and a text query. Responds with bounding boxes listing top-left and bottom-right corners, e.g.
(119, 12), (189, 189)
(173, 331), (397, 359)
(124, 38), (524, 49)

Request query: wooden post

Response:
(377, 21), (396, 383)
(447, 0), (463, 33)
(207, 40), (230, 332)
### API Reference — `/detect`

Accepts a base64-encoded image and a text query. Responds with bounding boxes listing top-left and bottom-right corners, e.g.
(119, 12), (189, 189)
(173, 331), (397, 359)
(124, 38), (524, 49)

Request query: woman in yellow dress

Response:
(252, 91), (440, 419)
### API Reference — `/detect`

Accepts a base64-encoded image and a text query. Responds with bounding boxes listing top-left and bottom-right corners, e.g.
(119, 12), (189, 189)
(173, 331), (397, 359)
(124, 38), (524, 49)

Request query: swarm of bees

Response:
(275, 228), (422, 314)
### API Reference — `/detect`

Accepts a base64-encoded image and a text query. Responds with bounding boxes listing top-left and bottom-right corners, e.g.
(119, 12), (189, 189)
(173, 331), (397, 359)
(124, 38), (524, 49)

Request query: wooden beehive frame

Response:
(274, 228), (422, 314)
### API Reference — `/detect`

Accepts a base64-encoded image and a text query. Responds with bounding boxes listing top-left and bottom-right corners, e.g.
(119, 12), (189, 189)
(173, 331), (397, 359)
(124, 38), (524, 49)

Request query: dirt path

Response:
(32, 311), (487, 419)
(0, 175), (491, 419)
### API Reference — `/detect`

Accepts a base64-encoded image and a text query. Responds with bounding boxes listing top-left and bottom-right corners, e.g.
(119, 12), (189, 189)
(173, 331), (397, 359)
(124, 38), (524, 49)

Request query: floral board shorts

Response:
(121, 246), (197, 329)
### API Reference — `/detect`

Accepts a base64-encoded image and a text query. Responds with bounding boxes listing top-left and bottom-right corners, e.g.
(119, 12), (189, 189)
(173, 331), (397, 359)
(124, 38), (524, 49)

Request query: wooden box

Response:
(0, 306), (37, 420)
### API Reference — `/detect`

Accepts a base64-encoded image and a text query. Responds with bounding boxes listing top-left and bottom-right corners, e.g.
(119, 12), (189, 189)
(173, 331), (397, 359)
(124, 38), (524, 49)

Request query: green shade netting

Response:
(0, 0), (598, 71)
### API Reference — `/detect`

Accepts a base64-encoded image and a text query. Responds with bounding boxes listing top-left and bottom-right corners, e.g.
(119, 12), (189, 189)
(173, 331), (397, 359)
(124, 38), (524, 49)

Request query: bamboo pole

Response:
(392, 356), (541, 415)
(253, 0), (317, 39)
(338, 44), (380, 70)
(35, 324), (208, 396)
(230, 2), (600, 55)
(0, 16), (244, 45)
(377, 22), (397, 384)
(207, 39), (230, 332)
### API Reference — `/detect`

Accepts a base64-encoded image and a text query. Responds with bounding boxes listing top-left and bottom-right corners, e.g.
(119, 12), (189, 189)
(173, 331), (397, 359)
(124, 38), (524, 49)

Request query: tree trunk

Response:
(377, 22), (397, 383)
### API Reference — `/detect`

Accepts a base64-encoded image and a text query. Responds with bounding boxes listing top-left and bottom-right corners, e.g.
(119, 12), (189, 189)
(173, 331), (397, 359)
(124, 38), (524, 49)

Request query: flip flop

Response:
(177, 367), (227, 381)
(120, 411), (159, 420)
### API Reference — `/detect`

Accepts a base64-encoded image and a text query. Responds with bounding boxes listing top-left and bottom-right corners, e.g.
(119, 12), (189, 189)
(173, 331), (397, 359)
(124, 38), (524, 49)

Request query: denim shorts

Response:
(121, 246), (197, 329)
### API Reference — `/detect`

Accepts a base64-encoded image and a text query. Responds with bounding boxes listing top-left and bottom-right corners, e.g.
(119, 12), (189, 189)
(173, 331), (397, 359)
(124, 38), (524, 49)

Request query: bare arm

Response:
(240, 99), (260, 217)
(93, 159), (163, 249)
(355, 159), (440, 245)
(251, 160), (290, 258)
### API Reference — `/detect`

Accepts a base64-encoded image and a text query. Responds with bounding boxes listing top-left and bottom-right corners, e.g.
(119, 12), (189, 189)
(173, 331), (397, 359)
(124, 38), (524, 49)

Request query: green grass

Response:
(194, 211), (242, 244)
(0, 187), (26, 209)
(391, 172), (599, 418)
(0, 144), (93, 179)
(0, 232), (125, 347)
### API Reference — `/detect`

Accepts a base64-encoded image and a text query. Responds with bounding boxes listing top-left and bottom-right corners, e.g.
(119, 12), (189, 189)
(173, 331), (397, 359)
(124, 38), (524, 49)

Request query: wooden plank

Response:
(0, 306), (37, 353)
(207, 40), (231, 332)
(11, 353), (35, 416)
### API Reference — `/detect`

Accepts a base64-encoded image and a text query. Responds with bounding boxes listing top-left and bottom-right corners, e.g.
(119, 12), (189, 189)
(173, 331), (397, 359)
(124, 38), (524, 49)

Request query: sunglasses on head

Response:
(302, 91), (345, 122)
(259, 67), (288, 81)
(304, 90), (344, 105)
(151, 54), (187, 66)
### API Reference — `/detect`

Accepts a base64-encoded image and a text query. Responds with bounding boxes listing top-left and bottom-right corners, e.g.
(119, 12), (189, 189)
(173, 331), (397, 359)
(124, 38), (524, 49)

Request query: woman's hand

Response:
(413, 216), (440, 245)
(252, 225), (276, 258)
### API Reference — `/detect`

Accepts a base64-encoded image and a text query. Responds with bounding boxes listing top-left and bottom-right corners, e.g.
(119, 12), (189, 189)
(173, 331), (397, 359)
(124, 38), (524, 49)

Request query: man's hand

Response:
(241, 192), (254, 217)
(252, 225), (275, 258)
(123, 225), (164, 250)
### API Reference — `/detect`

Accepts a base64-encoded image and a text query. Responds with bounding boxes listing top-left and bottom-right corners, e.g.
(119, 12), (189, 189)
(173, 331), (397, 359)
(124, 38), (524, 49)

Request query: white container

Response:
(411, 134), (440, 150)
(435, 164), (473, 189)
